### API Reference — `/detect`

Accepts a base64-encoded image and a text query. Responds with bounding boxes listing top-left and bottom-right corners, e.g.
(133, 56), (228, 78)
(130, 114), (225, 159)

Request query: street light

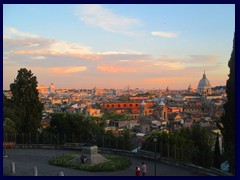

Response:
(152, 135), (158, 176)
(3, 123), (8, 158)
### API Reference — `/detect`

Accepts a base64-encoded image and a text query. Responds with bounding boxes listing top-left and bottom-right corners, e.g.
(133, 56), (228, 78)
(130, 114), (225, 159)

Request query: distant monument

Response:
(83, 133), (96, 147)
(75, 133), (107, 165)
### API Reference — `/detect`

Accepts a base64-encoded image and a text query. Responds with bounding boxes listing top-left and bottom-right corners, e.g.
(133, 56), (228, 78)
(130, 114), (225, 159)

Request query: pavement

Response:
(3, 148), (203, 176)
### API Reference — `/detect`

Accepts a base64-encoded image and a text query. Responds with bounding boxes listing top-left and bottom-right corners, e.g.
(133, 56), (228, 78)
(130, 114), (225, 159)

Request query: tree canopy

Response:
(219, 34), (235, 173)
(10, 68), (43, 133)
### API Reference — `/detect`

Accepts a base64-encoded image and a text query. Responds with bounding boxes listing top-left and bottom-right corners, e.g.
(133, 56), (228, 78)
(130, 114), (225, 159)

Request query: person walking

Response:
(135, 166), (141, 176)
(142, 162), (147, 176)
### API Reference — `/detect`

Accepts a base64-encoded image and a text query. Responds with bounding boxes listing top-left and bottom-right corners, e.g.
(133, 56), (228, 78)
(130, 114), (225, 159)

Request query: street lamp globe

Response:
(153, 135), (158, 143)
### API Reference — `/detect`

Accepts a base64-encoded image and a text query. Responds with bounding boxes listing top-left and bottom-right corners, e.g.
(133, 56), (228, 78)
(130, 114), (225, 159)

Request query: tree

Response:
(213, 133), (221, 169)
(218, 34), (235, 174)
(3, 118), (16, 134)
(10, 68), (43, 133)
(3, 94), (18, 122)
(121, 129), (132, 150)
(48, 112), (105, 144)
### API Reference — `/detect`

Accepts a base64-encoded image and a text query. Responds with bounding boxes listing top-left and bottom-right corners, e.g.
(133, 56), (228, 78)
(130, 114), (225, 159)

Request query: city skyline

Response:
(3, 4), (235, 90)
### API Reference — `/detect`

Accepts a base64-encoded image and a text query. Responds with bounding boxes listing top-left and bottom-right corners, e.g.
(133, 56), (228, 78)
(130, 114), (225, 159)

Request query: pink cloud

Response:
(14, 50), (101, 60)
(49, 66), (87, 75)
(97, 65), (137, 73)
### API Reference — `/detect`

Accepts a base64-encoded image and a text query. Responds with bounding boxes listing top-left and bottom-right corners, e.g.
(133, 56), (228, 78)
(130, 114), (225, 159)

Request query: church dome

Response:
(140, 100), (146, 106)
(197, 71), (212, 95)
(198, 71), (211, 89)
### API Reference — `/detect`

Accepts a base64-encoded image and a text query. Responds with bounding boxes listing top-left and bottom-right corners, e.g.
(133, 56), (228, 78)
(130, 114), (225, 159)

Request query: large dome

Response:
(197, 71), (212, 95)
(198, 72), (211, 88)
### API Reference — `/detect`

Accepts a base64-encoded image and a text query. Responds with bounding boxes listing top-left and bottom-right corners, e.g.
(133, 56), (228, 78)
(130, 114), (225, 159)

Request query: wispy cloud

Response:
(4, 27), (39, 38)
(151, 31), (177, 38)
(97, 65), (136, 73)
(32, 56), (46, 60)
(187, 55), (218, 63)
(50, 66), (87, 74)
(153, 61), (185, 70)
(76, 4), (140, 35)
(97, 50), (144, 55)
(4, 28), (102, 61)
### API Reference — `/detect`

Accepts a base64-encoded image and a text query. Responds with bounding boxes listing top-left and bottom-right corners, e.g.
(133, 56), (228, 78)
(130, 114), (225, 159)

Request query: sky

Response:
(3, 4), (235, 90)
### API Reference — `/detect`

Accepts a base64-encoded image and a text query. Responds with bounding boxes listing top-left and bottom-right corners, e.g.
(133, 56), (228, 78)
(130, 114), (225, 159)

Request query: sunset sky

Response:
(3, 4), (235, 90)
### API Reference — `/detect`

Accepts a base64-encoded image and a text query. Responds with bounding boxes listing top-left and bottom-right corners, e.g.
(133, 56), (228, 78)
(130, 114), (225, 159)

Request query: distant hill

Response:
(212, 85), (226, 91)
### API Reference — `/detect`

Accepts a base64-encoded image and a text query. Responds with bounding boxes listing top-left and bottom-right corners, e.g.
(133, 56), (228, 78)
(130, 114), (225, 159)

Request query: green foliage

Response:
(47, 112), (105, 143)
(3, 95), (17, 122)
(49, 154), (131, 172)
(190, 126), (214, 167)
(10, 68), (43, 133)
(3, 118), (16, 134)
(102, 112), (127, 121)
(142, 127), (214, 168)
(218, 34), (235, 174)
(213, 134), (221, 169)
(120, 129), (132, 150)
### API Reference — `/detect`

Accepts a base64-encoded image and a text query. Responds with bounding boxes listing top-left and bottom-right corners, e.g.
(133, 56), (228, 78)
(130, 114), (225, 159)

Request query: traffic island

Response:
(48, 153), (131, 172)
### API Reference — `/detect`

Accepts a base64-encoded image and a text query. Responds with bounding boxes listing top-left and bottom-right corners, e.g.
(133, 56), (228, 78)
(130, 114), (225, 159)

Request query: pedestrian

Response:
(135, 166), (140, 176)
(142, 162), (147, 176)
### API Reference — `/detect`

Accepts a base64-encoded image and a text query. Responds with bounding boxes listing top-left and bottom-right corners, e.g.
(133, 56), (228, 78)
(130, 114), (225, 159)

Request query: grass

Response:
(49, 153), (131, 172)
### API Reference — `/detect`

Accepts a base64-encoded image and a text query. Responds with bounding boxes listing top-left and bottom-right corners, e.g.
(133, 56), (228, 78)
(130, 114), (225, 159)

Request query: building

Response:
(37, 83), (55, 94)
(49, 83), (55, 93)
(102, 101), (153, 115)
(37, 85), (49, 94)
(197, 71), (212, 95)
(188, 84), (194, 93)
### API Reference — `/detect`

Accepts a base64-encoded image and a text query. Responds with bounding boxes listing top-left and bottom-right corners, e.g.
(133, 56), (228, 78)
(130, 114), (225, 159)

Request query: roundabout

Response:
(3, 148), (202, 176)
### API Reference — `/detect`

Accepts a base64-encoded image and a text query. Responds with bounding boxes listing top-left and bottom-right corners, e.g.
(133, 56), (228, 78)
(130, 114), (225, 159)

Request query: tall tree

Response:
(213, 133), (221, 169)
(10, 68), (43, 133)
(3, 94), (18, 122)
(219, 34), (235, 173)
(3, 118), (16, 134)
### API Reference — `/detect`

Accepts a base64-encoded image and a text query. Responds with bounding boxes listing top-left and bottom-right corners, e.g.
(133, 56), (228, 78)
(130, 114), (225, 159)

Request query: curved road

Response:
(3, 148), (202, 176)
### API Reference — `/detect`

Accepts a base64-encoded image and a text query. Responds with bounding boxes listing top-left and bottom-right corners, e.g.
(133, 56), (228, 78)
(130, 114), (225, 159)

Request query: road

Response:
(3, 148), (202, 176)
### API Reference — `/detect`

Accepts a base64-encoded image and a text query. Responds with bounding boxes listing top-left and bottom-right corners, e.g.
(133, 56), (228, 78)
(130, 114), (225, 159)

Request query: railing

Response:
(3, 133), (229, 174)
(99, 148), (232, 176)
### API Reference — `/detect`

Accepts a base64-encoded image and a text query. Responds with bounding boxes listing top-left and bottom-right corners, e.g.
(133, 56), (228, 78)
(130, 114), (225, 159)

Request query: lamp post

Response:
(3, 132), (7, 158)
(153, 135), (158, 176)
(3, 122), (8, 158)
(137, 137), (139, 153)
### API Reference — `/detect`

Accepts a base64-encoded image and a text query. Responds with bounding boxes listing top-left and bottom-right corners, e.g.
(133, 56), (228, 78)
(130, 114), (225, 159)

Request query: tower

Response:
(139, 100), (146, 117)
(49, 83), (55, 93)
(188, 84), (194, 93)
(158, 100), (168, 120)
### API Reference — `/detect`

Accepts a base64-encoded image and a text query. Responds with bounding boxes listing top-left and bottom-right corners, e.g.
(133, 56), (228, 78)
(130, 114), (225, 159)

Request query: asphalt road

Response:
(3, 148), (202, 176)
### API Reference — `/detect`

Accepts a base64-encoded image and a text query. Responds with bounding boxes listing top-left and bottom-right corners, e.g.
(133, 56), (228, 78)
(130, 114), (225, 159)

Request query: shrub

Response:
(49, 153), (131, 172)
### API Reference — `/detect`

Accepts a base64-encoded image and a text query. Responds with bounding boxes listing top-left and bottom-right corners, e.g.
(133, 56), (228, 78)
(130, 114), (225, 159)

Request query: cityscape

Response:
(3, 4), (235, 176)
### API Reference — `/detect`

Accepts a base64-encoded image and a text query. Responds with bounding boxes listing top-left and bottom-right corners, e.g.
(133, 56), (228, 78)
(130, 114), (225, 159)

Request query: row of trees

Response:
(4, 112), (133, 150)
(142, 126), (215, 168)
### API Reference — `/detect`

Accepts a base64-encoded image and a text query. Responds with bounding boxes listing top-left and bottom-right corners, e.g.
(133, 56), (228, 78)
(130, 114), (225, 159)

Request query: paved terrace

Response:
(3, 148), (203, 176)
